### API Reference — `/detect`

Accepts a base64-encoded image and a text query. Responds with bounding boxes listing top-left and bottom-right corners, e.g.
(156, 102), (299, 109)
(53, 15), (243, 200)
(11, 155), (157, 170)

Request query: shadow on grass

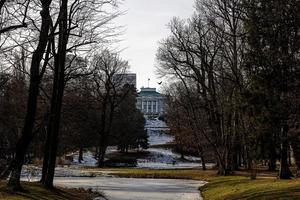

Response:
(201, 177), (300, 200)
(225, 186), (300, 200)
(0, 181), (97, 200)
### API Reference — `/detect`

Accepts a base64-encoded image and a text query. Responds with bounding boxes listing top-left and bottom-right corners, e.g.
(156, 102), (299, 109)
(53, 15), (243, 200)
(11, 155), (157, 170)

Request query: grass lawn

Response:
(201, 176), (300, 200)
(0, 181), (101, 200)
(84, 167), (217, 180)
(85, 167), (300, 200)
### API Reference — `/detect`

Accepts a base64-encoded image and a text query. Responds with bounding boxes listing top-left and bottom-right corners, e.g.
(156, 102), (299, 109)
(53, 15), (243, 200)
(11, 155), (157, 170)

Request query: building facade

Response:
(136, 87), (165, 119)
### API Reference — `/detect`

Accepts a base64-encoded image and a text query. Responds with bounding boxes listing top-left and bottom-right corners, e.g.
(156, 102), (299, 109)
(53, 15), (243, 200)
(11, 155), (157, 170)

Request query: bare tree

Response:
(91, 50), (128, 167)
(40, 0), (121, 188)
(5, 0), (52, 189)
(0, 0), (29, 35)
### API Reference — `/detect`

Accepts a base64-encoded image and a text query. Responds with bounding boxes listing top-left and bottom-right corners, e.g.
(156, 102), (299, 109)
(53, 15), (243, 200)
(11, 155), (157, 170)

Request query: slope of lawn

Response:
(0, 181), (101, 200)
(201, 176), (300, 200)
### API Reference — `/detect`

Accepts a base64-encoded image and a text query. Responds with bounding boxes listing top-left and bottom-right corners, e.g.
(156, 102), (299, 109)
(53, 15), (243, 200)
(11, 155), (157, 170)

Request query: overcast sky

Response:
(115, 0), (195, 91)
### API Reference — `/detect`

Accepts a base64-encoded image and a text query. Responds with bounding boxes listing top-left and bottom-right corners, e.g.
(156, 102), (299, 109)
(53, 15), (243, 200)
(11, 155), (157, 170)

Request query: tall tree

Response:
(40, 0), (120, 187)
(6, 0), (52, 189)
(245, 0), (300, 179)
(91, 50), (129, 167)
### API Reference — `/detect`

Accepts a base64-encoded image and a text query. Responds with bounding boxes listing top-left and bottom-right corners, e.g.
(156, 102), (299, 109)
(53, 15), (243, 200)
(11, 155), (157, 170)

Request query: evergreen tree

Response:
(245, 0), (300, 179)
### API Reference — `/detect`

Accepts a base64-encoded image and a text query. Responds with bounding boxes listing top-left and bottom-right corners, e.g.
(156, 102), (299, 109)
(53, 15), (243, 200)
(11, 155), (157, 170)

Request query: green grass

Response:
(0, 181), (100, 200)
(201, 176), (300, 200)
(84, 168), (217, 180)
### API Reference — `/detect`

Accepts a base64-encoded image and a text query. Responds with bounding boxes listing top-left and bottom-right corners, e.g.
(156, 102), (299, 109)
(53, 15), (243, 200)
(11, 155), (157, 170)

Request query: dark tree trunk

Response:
(78, 146), (83, 163)
(42, 0), (68, 188)
(291, 139), (300, 177)
(7, 0), (51, 189)
(41, 123), (51, 183)
(268, 144), (277, 171)
(197, 145), (206, 170)
(97, 145), (107, 167)
(250, 159), (257, 180)
(180, 153), (184, 160)
(279, 124), (292, 179)
(216, 155), (227, 176)
(200, 154), (206, 171)
(268, 158), (276, 171)
(97, 100), (115, 168)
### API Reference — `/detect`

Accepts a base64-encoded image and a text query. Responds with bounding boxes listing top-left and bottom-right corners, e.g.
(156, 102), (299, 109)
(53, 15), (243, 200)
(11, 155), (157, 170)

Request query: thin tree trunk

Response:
(41, 123), (51, 183)
(196, 145), (206, 170)
(200, 153), (206, 171)
(279, 123), (292, 179)
(268, 144), (277, 171)
(250, 159), (257, 180)
(97, 144), (107, 167)
(78, 146), (83, 163)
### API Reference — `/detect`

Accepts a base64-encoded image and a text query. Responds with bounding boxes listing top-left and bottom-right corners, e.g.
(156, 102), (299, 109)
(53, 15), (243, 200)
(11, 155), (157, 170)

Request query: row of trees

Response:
(158, 0), (299, 178)
(0, 0), (147, 190)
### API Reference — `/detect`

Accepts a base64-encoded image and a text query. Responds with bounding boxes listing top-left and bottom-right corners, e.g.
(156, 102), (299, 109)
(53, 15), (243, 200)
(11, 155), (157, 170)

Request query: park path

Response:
(54, 177), (206, 200)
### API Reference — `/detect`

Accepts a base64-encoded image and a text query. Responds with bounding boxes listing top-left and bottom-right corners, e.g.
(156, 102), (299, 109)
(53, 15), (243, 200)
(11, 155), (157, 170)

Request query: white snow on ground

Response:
(136, 119), (213, 169)
(145, 119), (169, 129)
(71, 151), (98, 167)
(66, 119), (211, 169)
(148, 131), (174, 146)
(54, 177), (206, 200)
(136, 148), (215, 169)
(21, 165), (97, 179)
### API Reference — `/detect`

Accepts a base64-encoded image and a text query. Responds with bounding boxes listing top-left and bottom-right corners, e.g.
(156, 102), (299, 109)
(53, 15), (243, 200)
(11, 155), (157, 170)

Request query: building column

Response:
(146, 101), (149, 113)
(141, 100), (144, 112)
(151, 101), (153, 113)
(156, 100), (158, 113)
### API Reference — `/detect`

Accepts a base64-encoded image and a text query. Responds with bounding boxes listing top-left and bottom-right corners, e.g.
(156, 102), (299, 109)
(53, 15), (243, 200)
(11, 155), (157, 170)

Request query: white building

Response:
(136, 87), (165, 119)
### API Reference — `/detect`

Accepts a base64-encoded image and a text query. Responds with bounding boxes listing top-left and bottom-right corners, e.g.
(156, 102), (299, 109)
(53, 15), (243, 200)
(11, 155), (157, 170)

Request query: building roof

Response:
(138, 87), (163, 97)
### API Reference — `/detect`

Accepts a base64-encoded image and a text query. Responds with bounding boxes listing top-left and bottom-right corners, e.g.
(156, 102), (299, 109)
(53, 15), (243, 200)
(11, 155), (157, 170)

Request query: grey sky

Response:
(116, 0), (195, 91)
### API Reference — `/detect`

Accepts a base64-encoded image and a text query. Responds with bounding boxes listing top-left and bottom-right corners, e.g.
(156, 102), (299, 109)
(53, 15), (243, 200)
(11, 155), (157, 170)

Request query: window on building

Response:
(153, 101), (156, 113)
(148, 101), (152, 113)
(143, 101), (147, 111)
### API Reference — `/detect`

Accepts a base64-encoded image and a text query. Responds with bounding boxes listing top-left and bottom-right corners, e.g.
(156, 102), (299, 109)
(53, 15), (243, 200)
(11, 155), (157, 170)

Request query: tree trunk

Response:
(279, 124), (292, 179)
(42, 0), (68, 188)
(197, 145), (206, 170)
(7, 0), (51, 189)
(200, 154), (206, 171)
(268, 144), (277, 171)
(250, 159), (257, 180)
(290, 137), (300, 177)
(216, 156), (227, 176)
(97, 145), (107, 167)
(78, 146), (83, 163)
(40, 124), (51, 183)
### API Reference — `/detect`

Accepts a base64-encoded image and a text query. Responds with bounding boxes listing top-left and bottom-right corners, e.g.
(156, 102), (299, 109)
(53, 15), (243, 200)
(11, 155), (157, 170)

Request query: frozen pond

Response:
(54, 177), (206, 200)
